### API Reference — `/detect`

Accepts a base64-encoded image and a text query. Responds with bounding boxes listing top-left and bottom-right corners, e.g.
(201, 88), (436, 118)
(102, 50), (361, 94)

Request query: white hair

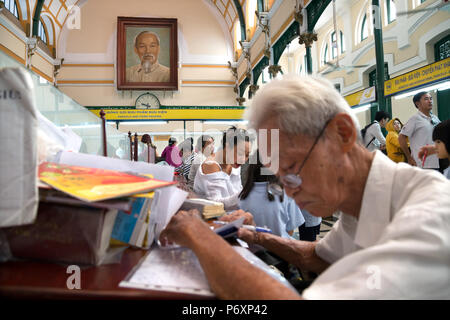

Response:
(134, 31), (160, 48)
(245, 75), (360, 137)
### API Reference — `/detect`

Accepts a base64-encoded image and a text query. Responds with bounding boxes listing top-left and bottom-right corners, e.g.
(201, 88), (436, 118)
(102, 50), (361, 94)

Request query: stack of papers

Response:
(179, 198), (225, 220)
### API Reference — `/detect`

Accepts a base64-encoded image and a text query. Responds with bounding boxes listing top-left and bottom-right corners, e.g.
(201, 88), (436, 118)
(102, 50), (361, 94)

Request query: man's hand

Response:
(219, 209), (255, 226)
(237, 227), (259, 244)
(418, 144), (437, 160)
(159, 209), (209, 248)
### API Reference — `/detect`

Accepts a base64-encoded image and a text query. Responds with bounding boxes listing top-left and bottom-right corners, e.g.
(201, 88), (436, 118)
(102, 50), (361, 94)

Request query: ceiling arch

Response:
(29, 0), (244, 51)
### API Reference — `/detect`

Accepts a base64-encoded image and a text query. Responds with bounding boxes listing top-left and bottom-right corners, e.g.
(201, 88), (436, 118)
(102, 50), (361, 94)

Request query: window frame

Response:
(331, 31), (337, 59)
(1, 0), (20, 20)
(361, 13), (368, 42)
(38, 19), (47, 44)
(387, 0), (396, 24)
(323, 43), (329, 65)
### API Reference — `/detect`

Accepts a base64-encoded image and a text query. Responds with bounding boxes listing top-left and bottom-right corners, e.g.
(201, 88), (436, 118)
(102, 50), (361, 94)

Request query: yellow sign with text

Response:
(89, 108), (245, 120)
(384, 57), (450, 97)
(344, 87), (376, 107)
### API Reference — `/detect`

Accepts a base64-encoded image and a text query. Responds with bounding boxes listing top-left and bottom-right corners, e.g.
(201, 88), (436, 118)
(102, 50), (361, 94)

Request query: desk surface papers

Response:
(119, 245), (295, 297)
(120, 246), (214, 296)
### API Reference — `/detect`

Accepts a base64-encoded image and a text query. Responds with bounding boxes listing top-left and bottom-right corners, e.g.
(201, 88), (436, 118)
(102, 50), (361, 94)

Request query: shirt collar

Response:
(137, 62), (160, 73)
(355, 151), (396, 248)
(417, 110), (431, 120)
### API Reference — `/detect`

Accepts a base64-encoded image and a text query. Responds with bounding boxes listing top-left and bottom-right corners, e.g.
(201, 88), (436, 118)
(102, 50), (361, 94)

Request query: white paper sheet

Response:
(147, 187), (188, 246)
(120, 246), (214, 296)
(119, 245), (296, 297)
(60, 126), (82, 152)
(0, 68), (38, 227)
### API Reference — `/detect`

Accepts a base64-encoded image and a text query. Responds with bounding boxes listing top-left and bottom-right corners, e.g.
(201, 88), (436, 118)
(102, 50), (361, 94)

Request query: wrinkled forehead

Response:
(136, 33), (158, 45)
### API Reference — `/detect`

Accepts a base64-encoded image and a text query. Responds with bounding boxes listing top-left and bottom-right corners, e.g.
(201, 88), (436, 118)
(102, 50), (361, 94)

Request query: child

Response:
(419, 119), (450, 179)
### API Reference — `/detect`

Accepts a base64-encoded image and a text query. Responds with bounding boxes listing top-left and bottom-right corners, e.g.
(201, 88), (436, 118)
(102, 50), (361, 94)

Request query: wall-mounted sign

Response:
(344, 86), (376, 107)
(384, 57), (450, 97)
(87, 106), (245, 121)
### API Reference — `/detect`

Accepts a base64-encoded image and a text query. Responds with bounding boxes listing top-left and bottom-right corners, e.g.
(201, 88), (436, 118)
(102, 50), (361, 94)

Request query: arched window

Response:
(246, 0), (257, 38)
(331, 31), (337, 59)
(387, 0), (396, 24)
(233, 21), (242, 53)
(361, 14), (369, 41)
(323, 44), (329, 65)
(331, 31), (345, 59)
(38, 19), (47, 44)
(1, 0), (19, 19)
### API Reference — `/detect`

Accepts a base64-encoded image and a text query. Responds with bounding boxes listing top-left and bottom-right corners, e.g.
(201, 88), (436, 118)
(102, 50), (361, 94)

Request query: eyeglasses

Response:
(274, 120), (331, 190)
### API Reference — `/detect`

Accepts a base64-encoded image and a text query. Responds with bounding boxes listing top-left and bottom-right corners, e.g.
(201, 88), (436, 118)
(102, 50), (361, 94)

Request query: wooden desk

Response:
(0, 247), (212, 300)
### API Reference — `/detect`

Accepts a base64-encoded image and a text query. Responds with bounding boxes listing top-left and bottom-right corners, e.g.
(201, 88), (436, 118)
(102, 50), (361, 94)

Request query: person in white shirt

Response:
(363, 111), (390, 152)
(418, 120), (450, 180)
(398, 92), (441, 169)
(187, 135), (215, 186)
(160, 76), (450, 300)
(193, 127), (251, 211)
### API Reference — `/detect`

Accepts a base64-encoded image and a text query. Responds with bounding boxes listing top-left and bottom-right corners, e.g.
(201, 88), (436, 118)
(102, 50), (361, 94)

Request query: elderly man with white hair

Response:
(160, 75), (450, 300)
(126, 31), (170, 82)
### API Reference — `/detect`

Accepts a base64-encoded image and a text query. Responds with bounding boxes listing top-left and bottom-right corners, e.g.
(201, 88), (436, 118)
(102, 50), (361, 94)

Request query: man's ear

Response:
(330, 113), (357, 152)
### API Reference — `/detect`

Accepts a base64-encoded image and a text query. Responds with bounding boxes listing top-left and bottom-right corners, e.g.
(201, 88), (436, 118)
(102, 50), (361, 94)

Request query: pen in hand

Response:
(213, 220), (273, 233)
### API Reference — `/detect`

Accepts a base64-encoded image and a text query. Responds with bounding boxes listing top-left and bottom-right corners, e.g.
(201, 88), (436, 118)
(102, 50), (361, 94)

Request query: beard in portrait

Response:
(126, 31), (170, 82)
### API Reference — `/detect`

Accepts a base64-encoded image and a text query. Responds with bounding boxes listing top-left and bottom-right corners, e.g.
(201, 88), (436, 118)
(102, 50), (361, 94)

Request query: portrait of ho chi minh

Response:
(126, 30), (170, 83)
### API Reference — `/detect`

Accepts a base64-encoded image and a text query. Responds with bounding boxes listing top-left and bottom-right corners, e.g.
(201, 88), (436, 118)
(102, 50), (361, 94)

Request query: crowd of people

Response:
(111, 76), (449, 299)
(158, 75), (449, 299)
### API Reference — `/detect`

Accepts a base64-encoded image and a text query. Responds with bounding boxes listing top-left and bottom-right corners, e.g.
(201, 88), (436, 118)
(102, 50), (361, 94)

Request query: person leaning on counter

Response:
(160, 75), (450, 300)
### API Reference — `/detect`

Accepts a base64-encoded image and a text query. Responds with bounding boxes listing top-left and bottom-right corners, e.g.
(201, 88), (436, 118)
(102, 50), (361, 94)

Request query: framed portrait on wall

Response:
(116, 17), (178, 91)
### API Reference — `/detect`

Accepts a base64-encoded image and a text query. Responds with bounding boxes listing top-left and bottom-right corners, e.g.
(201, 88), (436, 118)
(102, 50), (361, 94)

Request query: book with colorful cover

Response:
(110, 196), (153, 248)
(38, 162), (176, 202)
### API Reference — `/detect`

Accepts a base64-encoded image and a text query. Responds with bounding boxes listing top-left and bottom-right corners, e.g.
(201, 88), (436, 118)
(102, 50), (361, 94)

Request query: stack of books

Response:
(3, 162), (175, 265)
(179, 198), (225, 220)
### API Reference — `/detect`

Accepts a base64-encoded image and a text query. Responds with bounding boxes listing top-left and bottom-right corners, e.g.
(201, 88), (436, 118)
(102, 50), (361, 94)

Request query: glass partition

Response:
(0, 50), (124, 157)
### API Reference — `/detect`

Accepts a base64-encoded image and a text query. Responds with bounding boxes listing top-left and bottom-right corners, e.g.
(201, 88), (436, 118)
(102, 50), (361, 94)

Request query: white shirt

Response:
(400, 111), (440, 168)
(188, 152), (206, 183)
(239, 182), (305, 239)
(126, 62), (170, 82)
(302, 151), (450, 299)
(193, 161), (242, 211)
(364, 121), (386, 151)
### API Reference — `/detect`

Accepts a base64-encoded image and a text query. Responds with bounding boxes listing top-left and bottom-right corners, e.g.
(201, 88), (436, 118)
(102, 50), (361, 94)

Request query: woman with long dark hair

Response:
(193, 126), (251, 211)
(239, 150), (304, 238)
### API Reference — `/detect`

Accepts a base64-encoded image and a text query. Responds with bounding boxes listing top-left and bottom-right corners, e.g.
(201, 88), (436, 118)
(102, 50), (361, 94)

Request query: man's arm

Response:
(160, 210), (300, 300)
(372, 124), (386, 147)
(418, 144), (437, 160)
(238, 229), (330, 275)
(398, 134), (416, 166)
